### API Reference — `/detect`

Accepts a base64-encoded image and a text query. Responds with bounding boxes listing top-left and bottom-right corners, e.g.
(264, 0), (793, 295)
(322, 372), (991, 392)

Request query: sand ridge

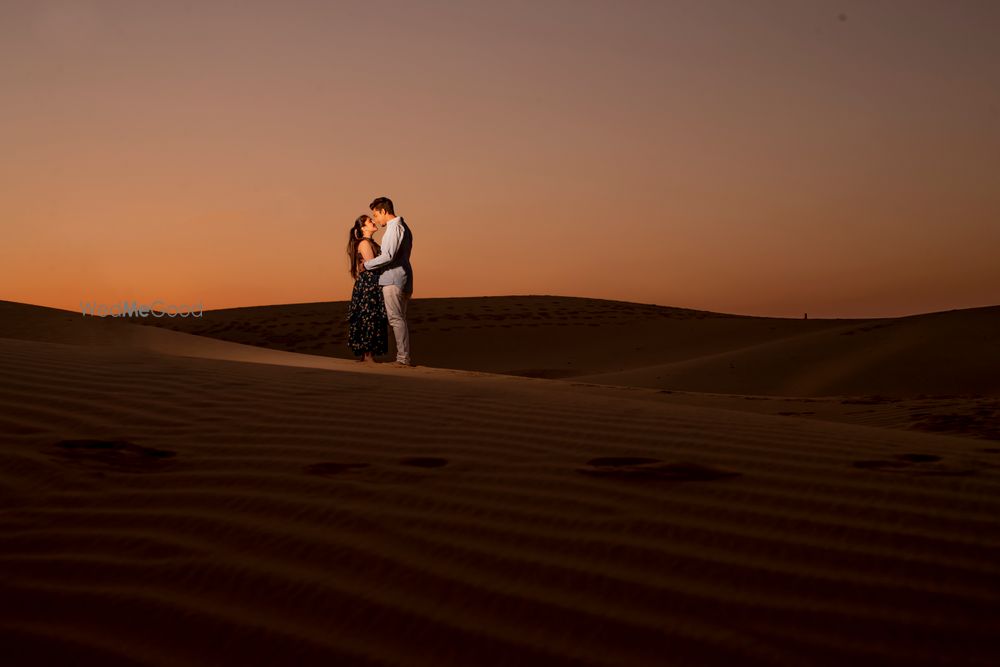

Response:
(102, 296), (1000, 397)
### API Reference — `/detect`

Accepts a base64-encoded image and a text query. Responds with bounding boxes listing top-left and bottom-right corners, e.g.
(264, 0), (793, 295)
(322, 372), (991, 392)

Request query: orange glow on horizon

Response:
(2, 1), (998, 319)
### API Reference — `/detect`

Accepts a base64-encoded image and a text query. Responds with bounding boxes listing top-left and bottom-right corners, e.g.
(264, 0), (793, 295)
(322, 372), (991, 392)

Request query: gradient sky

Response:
(2, 0), (998, 318)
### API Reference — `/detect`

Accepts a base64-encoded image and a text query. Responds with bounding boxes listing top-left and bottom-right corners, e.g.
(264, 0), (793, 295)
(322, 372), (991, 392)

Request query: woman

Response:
(346, 214), (389, 362)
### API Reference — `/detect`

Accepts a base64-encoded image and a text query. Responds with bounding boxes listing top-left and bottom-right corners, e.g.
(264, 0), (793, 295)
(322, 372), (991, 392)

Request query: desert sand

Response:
(1, 297), (998, 666)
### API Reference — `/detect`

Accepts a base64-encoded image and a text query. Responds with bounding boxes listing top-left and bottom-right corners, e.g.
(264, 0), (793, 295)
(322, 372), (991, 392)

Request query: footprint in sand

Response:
(399, 457), (449, 468)
(304, 462), (371, 476)
(52, 439), (176, 472)
(896, 453), (942, 463)
(852, 453), (975, 476)
(577, 457), (741, 482)
(304, 458), (449, 480)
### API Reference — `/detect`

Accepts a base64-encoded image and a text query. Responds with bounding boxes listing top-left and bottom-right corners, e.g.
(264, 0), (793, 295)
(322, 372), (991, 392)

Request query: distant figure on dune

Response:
(346, 214), (389, 362)
(362, 196), (415, 367)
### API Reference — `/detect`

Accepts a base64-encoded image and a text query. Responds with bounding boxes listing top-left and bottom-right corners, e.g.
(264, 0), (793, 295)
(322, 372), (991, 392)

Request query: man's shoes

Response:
(390, 361), (415, 368)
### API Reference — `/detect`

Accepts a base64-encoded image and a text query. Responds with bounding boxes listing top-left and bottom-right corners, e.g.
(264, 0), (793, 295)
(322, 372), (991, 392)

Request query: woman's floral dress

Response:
(347, 241), (389, 357)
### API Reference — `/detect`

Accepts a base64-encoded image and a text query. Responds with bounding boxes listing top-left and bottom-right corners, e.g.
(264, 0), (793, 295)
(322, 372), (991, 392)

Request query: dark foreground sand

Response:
(1, 299), (998, 666)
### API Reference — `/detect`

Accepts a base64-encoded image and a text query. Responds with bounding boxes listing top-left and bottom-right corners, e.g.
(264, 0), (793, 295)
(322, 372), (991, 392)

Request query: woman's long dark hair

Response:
(347, 215), (371, 279)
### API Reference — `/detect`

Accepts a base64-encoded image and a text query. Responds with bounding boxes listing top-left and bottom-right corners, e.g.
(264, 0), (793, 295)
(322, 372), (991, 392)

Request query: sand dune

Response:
(114, 295), (1000, 442)
(119, 297), (1000, 397)
(1, 300), (1000, 665)
(123, 296), (866, 377)
(576, 305), (1000, 397)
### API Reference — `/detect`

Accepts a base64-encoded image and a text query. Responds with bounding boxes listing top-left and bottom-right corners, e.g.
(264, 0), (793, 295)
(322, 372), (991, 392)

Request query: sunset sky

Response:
(2, 0), (998, 318)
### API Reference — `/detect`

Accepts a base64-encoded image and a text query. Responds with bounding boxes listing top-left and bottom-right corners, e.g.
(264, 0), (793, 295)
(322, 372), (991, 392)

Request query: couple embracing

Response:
(346, 196), (414, 367)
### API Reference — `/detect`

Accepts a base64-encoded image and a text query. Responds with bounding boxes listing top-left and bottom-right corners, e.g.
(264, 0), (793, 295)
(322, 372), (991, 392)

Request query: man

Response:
(363, 196), (414, 367)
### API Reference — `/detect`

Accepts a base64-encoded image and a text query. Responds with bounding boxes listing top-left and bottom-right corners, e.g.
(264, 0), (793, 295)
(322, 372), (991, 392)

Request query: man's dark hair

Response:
(370, 196), (395, 216)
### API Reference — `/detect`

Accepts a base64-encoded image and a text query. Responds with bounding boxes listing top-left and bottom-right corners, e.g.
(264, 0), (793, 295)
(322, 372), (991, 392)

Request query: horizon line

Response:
(3, 296), (998, 322)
